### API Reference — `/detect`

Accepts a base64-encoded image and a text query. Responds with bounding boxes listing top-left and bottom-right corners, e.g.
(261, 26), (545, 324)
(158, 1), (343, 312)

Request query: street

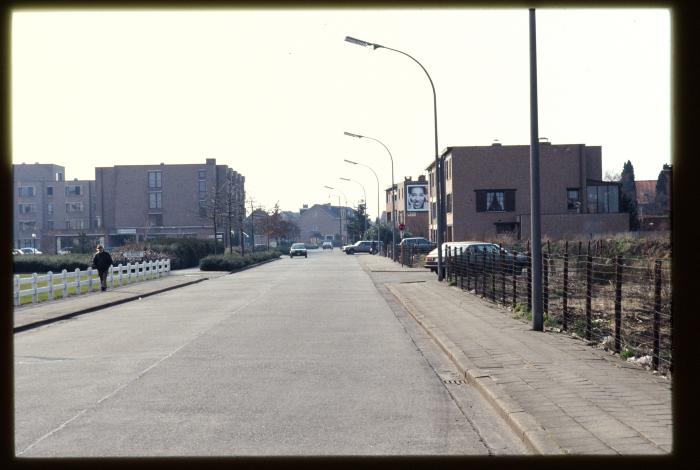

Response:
(14, 249), (527, 457)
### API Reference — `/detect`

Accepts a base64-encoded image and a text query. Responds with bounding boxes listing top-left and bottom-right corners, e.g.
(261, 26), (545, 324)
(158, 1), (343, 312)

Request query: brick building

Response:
(95, 158), (245, 247)
(13, 163), (98, 253)
(384, 175), (429, 238)
(296, 203), (354, 245)
(426, 142), (629, 241)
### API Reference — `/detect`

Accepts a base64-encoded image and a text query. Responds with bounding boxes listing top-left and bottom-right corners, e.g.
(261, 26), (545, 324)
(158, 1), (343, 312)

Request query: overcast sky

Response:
(11, 7), (671, 219)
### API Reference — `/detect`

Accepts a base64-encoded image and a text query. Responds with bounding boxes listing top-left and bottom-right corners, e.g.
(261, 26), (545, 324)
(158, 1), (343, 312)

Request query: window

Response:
(56, 172), (64, 182)
(567, 189), (581, 212)
(446, 193), (453, 213)
(198, 169), (206, 180)
(66, 202), (83, 212)
(148, 213), (163, 226)
(18, 203), (35, 214)
(47, 220), (54, 230)
(148, 171), (162, 189)
(47, 203), (54, 215)
(149, 192), (162, 209)
(587, 185), (619, 214)
(431, 202), (437, 219)
(198, 200), (208, 218)
(47, 186), (54, 196)
(475, 190), (515, 212)
(18, 186), (35, 197)
(67, 219), (85, 229)
(19, 221), (36, 232)
(65, 185), (82, 196)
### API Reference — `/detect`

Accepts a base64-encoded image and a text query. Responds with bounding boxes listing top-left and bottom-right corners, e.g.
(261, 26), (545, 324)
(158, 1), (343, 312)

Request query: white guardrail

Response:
(13, 259), (171, 307)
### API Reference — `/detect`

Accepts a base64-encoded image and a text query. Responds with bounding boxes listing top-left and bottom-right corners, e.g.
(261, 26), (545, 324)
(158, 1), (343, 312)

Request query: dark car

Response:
(289, 243), (308, 258)
(399, 237), (436, 254)
(425, 241), (528, 276)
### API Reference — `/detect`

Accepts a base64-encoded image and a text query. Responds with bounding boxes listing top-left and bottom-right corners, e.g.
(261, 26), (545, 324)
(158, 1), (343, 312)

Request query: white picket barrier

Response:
(14, 259), (171, 307)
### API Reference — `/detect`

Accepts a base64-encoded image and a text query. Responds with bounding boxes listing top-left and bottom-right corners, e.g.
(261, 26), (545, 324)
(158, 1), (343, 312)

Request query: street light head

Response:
(343, 159), (358, 165)
(324, 185), (335, 190)
(344, 131), (364, 139)
(344, 36), (381, 49)
(339, 177), (350, 181)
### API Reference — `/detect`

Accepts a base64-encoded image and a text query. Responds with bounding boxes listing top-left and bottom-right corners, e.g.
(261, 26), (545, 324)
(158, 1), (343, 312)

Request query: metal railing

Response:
(14, 259), (171, 307)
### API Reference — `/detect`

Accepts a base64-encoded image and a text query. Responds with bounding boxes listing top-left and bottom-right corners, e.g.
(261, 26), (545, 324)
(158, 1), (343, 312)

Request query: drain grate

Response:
(443, 379), (466, 385)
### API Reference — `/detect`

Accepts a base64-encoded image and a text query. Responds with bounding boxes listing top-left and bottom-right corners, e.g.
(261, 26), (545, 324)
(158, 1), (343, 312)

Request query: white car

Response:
(322, 241), (333, 250)
(20, 247), (43, 255)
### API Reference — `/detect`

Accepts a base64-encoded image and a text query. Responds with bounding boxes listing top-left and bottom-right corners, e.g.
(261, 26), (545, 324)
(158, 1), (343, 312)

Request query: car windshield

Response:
(291, 243), (305, 249)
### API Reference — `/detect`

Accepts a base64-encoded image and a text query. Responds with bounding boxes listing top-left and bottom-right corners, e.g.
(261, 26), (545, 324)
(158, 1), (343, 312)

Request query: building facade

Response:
(384, 175), (430, 238)
(95, 158), (245, 248)
(296, 203), (354, 245)
(427, 142), (629, 241)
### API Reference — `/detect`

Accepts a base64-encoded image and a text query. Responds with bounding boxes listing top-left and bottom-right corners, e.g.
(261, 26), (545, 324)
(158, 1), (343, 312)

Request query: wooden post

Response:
(563, 241), (569, 331)
(653, 259), (662, 371)
(615, 255), (622, 353)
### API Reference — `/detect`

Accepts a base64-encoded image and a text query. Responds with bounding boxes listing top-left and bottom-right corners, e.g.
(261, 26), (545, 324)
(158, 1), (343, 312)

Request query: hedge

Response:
(13, 254), (93, 274)
(199, 250), (282, 271)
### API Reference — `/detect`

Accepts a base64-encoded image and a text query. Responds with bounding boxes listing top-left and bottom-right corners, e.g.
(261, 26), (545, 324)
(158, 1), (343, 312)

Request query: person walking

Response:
(92, 244), (114, 292)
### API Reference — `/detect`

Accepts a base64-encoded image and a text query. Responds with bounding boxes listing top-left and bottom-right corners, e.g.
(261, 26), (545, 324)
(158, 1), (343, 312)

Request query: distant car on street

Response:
(57, 247), (73, 255)
(20, 247), (43, 255)
(342, 240), (380, 255)
(322, 241), (333, 250)
(399, 237), (435, 253)
(289, 243), (308, 258)
(12, 248), (23, 256)
(424, 241), (528, 276)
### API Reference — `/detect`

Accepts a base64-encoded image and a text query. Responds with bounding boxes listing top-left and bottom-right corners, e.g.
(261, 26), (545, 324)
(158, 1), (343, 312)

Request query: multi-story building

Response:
(95, 158), (245, 247)
(13, 163), (98, 253)
(384, 175), (430, 238)
(426, 142), (629, 241)
(296, 203), (354, 245)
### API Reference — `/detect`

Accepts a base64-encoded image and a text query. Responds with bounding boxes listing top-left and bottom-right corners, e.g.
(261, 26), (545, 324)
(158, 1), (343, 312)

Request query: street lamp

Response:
(344, 131), (397, 259)
(344, 159), (381, 252)
(324, 185), (345, 245)
(31, 233), (36, 250)
(339, 177), (367, 240)
(345, 35), (444, 278)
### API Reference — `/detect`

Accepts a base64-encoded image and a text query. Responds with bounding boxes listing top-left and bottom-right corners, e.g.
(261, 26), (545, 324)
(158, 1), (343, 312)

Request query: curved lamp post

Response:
(324, 185), (349, 244)
(345, 35), (443, 278)
(344, 131), (396, 259)
(344, 158), (380, 252)
(339, 177), (367, 239)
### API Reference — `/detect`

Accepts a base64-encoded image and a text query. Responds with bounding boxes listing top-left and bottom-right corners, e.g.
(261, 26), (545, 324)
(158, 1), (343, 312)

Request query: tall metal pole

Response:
(344, 159), (381, 253)
(340, 177), (367, 239)
(529, 9), (544, 331)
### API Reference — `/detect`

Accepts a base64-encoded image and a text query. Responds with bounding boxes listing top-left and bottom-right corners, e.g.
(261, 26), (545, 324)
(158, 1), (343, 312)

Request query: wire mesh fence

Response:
(443, 241), (672, 374)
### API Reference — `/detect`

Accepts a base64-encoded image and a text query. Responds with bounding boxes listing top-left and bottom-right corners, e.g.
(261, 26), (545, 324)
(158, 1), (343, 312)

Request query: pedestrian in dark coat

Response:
(92, 245), (113, 291)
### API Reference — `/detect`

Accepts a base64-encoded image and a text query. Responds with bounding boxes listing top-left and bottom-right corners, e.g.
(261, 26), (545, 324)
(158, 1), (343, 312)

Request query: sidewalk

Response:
(13, 269), (230, 332)
(361, 254), (672, 455)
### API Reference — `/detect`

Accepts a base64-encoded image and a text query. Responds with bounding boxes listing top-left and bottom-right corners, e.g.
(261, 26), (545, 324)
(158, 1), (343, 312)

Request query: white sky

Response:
(11, 8), (671, 219)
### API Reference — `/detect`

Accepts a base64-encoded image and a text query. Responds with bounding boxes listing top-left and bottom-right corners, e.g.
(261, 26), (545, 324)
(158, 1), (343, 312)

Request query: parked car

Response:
(289, 243), (308, 258)
(12, 248), (23, 256)
(57, 247), (73, 255)
(20, 247), (43, 255)
(424, 241), (528, 276)
(342, 240), (380, 255)
(398, 237), (435, 253)
(322, 241), (333, 250)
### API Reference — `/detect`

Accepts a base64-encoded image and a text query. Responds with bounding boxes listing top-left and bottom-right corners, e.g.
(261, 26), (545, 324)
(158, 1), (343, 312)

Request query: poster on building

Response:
(405, 184), (429, 212)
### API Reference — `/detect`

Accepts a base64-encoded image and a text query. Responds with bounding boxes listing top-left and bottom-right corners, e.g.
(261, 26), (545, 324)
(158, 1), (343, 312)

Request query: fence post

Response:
(466, 251), (471, 291)
(14, 275), (20, 306)
(512, 253), (517, 309)
(614, 255), (622, 354)
(31, 273), (38, 304)
(48, 271), (54, 300)
(87, 267), (93, 292)
(527, 249), (532, 310)
(586, 244), (592, 341)
(501, 250), (506, 304)
(62, 269), (68, 299)
(563, 241), (569, 331)
(481, 251), (486, 297)
(459, 248), (464, 289)
(75, 268), (81, 296)
(543, 252), (549, 316)
(653, 259), (662, 371)
(491, 252), (496, 301)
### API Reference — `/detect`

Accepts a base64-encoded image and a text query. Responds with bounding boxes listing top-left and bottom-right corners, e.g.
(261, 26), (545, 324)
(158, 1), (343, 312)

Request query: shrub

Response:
(13, 254), (93, 274)
(199, 250), (281, 271)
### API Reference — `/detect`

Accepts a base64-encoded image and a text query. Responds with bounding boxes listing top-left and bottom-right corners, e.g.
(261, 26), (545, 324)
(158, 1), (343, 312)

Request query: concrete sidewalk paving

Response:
(13, 269), (230, 332)
(367, 252), (672, 455)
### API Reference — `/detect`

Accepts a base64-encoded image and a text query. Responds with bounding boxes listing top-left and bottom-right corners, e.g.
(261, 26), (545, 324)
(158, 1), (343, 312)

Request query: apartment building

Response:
(426, 142), (629, 241)
(13, 163), (98, 253)
(384, 175), (429, 238)
(95, 158), (245, 247)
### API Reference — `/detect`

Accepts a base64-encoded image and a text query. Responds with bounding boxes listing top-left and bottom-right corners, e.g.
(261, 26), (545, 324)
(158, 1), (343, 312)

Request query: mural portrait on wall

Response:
(406, 184), (429, 211)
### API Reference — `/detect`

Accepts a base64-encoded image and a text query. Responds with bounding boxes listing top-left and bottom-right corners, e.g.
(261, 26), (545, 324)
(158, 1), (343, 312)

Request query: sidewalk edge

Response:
(386, 283), (565, 455)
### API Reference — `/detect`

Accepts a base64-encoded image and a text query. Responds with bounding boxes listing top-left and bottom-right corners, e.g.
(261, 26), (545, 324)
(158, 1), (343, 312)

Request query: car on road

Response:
(12, 248), (23, 256)
(342, 240), (380, 255)
(398, 237), (435, 253)
(57, 247), (73, 255)
(424, 241), (528, 276)
(20, 247), (43, 255)
(289, 243), (308, 258)
(322, 241), (333, 250)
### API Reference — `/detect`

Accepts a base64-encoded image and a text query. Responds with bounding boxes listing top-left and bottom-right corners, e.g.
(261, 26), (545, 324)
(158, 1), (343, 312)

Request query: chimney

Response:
(492, 139), (502, 147)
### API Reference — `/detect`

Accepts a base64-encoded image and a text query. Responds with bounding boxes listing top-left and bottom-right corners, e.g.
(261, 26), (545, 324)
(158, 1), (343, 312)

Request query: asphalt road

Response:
(14, 248), (527, 457)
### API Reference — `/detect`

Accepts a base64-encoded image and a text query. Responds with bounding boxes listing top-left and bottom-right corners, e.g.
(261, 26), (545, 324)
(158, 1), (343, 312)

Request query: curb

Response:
(386, 283), (565, 455)
(13, 278), (207, 334)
